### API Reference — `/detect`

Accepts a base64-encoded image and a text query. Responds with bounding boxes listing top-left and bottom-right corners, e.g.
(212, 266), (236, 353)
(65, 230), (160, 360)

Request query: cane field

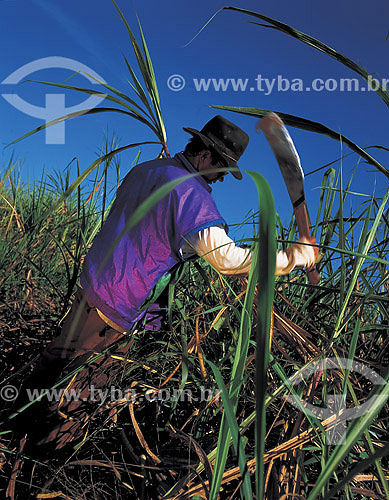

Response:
(0, 4), (388, 500)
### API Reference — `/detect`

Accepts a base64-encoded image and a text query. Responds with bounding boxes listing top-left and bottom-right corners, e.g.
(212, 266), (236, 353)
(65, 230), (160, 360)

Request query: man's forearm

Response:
(182, 226), (316, 276)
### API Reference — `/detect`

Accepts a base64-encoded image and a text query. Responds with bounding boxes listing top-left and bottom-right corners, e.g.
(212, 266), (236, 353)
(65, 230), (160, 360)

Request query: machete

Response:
(257, 112), (320, 284)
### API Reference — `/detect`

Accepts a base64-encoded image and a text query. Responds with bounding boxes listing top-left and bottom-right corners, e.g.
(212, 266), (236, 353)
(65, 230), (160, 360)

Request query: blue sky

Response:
(1, 0), (388, 241)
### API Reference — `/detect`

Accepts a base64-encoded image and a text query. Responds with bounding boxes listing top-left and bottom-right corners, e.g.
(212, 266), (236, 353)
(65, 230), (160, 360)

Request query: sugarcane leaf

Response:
(29, 78), (151, 121)
(323, 444), (389, 500)
(136, 15), (167, 145)
(208, 359), (254, 500)
(333, 187), (389, 338)
(246, 171), (276, 500)
(7, 107), (159, 147)
(111, 1), (167, 150)
(112, 1), (152, 95)
(211, 105), (389, 178)
(123, 54), (154, 118)
(222, 6), (389, 107)
(307, 369), (389, 500)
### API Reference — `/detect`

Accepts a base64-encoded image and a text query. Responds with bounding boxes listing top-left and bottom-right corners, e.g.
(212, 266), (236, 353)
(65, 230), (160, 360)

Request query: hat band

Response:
(221, 151), (239, 162)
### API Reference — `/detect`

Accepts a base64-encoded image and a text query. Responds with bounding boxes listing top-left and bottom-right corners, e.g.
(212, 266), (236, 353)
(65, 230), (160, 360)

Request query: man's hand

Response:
(283, 236), (319, 273)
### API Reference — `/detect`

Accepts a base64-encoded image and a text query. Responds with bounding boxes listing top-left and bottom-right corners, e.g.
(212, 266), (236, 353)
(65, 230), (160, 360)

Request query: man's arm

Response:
(181, 226), (317, 276)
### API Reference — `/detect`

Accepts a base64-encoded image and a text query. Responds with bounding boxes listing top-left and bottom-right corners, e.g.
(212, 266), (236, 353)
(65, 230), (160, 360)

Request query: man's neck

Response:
(174, 152), (212, 192)
(183, 152), (199, 171)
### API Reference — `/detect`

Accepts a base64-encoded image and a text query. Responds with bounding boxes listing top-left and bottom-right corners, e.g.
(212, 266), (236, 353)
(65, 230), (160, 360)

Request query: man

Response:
(11, 115), (317, 450)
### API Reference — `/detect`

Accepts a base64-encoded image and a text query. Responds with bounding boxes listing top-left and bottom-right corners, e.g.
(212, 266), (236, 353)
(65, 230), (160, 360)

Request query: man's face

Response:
(197, 150), (228, 184)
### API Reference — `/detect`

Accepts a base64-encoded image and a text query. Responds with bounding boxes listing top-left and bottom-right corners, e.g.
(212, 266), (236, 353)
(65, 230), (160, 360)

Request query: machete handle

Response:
(294, 202), (321, 285)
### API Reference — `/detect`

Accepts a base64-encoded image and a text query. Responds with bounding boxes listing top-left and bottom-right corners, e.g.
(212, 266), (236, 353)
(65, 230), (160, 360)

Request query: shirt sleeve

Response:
(180, 226), (315, 276)
(180, 226), (251, 275)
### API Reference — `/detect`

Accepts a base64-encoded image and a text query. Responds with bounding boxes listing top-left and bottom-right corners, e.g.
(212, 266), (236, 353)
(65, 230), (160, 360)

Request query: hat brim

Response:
(183, 127), (243, 180)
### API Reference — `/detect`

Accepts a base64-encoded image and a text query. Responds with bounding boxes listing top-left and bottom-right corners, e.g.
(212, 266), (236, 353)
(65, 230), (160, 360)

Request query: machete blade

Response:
(257, 113), (305, 207)
(257, 112), (321, 284)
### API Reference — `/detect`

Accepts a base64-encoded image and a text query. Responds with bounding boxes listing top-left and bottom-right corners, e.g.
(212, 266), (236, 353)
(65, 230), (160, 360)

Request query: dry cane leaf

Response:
(128, 399), (161, 464)
(37, 493), (75, 499)
(6, 435), (26, 500)
(169, 411), (349, 499)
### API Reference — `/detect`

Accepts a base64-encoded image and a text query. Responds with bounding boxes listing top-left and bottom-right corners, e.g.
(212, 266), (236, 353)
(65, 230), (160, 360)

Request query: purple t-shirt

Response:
(80, 154), (227, 331)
